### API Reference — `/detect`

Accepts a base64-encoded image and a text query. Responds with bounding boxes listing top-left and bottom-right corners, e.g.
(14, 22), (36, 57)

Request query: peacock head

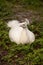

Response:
(19, 18), (30, 28)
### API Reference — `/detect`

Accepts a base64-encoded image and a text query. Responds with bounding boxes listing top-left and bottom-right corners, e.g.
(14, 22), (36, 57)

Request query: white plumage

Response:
(7, 20), (19, 28)
(7, 19), (35, 44)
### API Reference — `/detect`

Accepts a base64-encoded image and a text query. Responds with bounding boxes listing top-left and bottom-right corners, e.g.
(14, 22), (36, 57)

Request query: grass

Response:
(0, 0), (43, 20)
(0, 0), (43, 65)
(0, 20), (43, 65)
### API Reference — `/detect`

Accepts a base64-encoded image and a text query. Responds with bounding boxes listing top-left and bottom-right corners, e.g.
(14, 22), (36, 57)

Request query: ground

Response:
(0, 0), (43, 65)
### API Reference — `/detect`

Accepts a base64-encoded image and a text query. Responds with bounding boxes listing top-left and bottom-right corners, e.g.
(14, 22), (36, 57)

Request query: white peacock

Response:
(7, 19), (35, 44)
